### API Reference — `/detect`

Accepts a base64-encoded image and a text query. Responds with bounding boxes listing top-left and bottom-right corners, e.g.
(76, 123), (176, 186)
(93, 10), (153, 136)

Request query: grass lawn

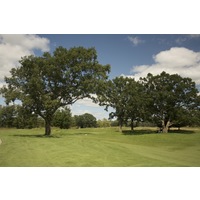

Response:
(0, 127), (200, 166)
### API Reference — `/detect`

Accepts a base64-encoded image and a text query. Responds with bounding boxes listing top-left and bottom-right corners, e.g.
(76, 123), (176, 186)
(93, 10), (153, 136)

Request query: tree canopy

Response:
(140, 71), (199, 132)
(0, 46), (110, 135)
(97, 72), (199, 132)
(74, 113), (97, 128)
(99, 76), (146, 132)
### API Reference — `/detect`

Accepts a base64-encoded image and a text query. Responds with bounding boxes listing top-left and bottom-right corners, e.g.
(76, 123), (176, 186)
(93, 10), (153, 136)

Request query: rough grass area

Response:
(0, 127), (200, 166)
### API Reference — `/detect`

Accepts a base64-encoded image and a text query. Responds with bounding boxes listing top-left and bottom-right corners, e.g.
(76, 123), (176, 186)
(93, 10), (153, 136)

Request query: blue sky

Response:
(39, 34), (200, 78)
(1, 34), (200, 119)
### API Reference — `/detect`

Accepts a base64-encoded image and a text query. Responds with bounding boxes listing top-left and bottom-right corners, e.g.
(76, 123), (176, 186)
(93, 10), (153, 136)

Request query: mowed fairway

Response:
(0, 127), (200, 166)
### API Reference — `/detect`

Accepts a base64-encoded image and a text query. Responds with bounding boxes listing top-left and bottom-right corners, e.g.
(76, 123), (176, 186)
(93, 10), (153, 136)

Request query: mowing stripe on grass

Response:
(1, 127), (200, 166)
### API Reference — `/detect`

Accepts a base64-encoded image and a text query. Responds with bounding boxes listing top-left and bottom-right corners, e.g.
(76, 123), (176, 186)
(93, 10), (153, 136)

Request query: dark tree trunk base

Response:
(45, 120), (51, 136)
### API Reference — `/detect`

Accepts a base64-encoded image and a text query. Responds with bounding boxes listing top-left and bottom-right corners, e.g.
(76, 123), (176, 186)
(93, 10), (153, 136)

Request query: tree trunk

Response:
(119, 124), (122, 132)
(130, 119), (134, 131)
(45, 120), (51, 136)
(119, 119), (123, 132)
(162, 126), (168, 133)
(162, 120), (171, 133)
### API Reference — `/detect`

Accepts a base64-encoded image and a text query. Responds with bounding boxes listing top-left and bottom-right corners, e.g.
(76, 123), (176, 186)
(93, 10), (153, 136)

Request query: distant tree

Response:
(75, 113), (97, 128)
(52, 107), (72, 129)
(110, 120), (119, 127)
(140, 71), (199, 133)
(97, 118), (111, 127)
(14, 105), (38, 129)
(36, 117), (45, 128)
(0, 46), (110, 135)
(0, 105), (39, 129)
(0, 105), (16, 128)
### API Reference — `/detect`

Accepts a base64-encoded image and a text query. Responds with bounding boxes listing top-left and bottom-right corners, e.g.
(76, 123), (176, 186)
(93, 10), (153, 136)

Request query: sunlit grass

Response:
(0, 127), (200, 166)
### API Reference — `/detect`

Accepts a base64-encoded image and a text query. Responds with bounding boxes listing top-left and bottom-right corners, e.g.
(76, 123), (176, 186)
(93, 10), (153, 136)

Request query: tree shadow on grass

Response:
(12, 132), (93, 138)
(122, 129), (195, 135)
(168, 129), (195, 134)
(68, 132), (93, 136)
(122, 129), (155, 135)
(12, 134), (61, 138)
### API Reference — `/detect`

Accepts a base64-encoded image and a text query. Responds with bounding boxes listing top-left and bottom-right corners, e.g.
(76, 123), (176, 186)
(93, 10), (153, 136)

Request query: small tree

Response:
(75, 113), (97, 128)
(97, 118), (111, 128)
(0, 105), (16, 128)
(52, 107), (72, 129)
(0, 46), (110, 135)
(14, 105), (38, 129)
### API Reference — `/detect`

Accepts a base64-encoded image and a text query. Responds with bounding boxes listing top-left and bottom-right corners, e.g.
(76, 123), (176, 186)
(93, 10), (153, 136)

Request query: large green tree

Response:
(99, 76), (145, 132)
(124, 79), (147, 131)
(0, 46), (110, 135)
(140, 71), (199, 133)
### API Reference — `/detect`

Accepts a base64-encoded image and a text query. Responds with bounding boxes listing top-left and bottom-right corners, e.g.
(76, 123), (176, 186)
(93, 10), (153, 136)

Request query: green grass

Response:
(0, 127), (200, 166)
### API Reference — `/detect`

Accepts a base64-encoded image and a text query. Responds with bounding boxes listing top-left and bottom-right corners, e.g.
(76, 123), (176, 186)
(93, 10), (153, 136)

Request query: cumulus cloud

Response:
(128, 36), (144, 46)
(0, 34), (50, 83)
(70, 98), (110, 120)
(130, 47), (200, 84)
(75, 97), (99, 108)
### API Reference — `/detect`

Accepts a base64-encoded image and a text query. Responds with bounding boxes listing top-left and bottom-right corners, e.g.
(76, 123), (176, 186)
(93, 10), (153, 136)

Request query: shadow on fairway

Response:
(12, 132), (93, 138)
(122, 129), (155, 135)
(12, 134), (61, 138)
(122, 129), (195, 135)
(68, 132), (93, 136)
(168, 129), (195, 134)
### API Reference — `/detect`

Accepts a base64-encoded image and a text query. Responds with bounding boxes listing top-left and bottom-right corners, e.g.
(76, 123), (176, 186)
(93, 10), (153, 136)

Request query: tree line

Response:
(0, 46), (200, 135)
(99, 72), (200, 132)
(0, 105), (113, 129)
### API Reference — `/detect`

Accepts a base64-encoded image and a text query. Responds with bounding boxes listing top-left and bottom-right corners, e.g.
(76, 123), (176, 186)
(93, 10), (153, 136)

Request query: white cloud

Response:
(70, 96), (113, 120)
(71, 107), (110, 120)
(75, 97), (99, 108)
(189, 34), (200, 38)
(128, 36), (144, 46)
(0, 34), (50, 82)
(130, 47), (200, 84)
(70, 103), (110, 120)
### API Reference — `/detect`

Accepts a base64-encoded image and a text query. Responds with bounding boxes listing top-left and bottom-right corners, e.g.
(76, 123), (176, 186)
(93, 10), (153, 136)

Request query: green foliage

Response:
(74, 113), (97, 128)
(0, 46), (110, 135)
(0, 105), (39, 129)
(14, 105), (39, 129)
(99, 76), (146, 131)
(98, 72), (199, 132)
(0, 105), (16, 128)
(110, 120), (119, 127)
(97, 118), (111, 127)
(140, 71), (199, 132)
(52, 107), (72, 129)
